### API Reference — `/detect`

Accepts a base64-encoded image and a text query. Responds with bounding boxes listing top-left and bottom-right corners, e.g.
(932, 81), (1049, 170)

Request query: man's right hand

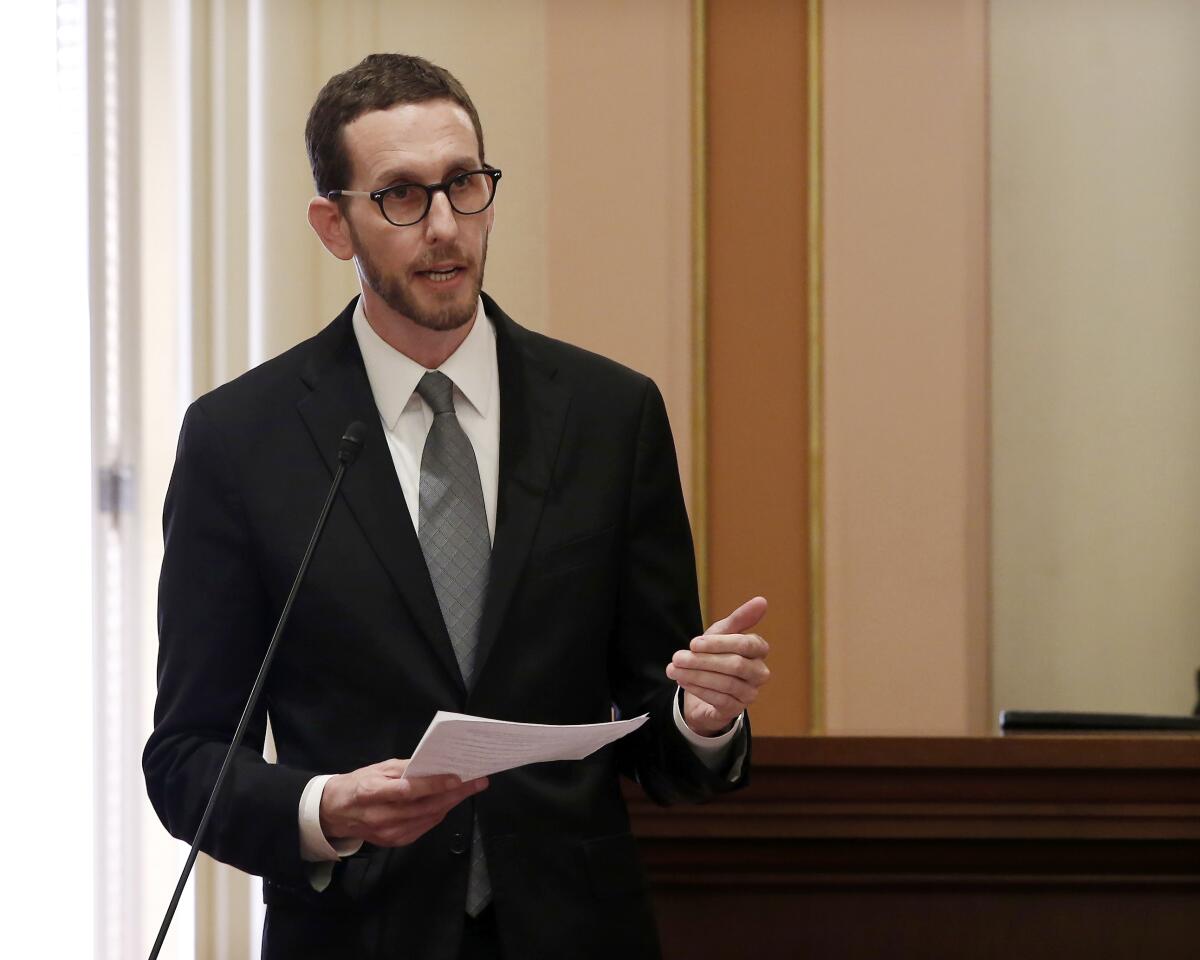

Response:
(319, 758), (487, 848)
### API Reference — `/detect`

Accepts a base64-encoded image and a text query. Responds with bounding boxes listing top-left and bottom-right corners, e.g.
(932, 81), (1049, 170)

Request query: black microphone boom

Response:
(148, 421), (367, 960)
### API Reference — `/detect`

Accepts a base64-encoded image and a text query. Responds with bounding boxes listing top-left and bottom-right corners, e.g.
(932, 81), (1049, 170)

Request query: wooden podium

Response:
(628, 735), (1200, 959)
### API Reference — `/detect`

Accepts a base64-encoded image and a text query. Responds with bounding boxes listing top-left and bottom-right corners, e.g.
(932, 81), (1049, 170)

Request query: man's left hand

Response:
(666, 596), (770, 737)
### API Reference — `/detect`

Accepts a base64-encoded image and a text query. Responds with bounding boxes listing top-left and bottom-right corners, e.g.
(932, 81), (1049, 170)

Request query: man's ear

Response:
(307, 196), (355, 261)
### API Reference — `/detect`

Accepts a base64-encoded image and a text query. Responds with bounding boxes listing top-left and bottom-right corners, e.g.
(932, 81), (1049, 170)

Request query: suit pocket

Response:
(582, 833), (647, 901)
(530, 525), (617, 578)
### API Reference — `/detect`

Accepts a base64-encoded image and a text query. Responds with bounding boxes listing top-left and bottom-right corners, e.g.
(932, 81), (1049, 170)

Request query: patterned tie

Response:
(415, 370), (492, 916)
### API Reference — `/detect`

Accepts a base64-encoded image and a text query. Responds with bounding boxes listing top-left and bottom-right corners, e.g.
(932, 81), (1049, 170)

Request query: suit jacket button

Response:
(450, 832), (468, 855)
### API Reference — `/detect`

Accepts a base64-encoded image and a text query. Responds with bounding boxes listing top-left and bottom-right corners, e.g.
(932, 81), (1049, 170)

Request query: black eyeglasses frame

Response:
(326, 167), (503, 227)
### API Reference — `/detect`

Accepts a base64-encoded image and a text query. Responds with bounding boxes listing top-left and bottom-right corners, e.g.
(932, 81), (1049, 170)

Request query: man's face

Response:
(339, 99), (492, 332)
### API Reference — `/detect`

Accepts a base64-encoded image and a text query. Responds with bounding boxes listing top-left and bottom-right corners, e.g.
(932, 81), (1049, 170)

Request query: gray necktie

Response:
(415, 370), (492, 916)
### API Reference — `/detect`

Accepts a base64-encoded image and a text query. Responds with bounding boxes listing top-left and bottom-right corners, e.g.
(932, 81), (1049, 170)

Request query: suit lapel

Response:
(472, 295), (571, 688)
(296, 301), (466, 696)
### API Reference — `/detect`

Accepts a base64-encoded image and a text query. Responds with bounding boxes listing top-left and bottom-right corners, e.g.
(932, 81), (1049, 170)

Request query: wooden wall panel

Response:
(631, 735), (1200, 959)
(706, 0), (812, 735)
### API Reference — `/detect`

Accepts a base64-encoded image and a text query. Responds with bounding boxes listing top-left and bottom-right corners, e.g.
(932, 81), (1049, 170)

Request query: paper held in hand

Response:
(401, 711), (649, 781)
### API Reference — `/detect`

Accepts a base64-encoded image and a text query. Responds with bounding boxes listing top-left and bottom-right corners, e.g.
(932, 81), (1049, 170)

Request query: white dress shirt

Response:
(298, 297), (742, 874)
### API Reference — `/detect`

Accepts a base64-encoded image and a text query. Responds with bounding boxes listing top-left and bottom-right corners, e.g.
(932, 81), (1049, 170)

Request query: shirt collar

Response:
(352, 296), (496, 430)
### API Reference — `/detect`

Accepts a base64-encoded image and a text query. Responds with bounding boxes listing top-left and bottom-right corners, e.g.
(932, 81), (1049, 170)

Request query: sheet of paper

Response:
(401, 711), (649, 781)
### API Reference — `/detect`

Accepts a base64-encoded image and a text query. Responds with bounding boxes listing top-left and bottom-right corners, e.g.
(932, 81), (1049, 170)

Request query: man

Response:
(145, 53), (769, 960)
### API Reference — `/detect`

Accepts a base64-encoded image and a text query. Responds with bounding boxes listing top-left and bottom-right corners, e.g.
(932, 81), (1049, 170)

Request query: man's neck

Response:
(359, 285), (475, 369)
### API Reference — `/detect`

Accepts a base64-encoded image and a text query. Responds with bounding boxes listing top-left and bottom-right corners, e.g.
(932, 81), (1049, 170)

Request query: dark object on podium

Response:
(1000, 710), (1200, 733)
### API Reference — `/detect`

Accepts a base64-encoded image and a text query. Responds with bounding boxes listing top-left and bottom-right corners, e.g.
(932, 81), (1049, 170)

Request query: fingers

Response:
(366, 768), (482, 803)
(360, 784), (474, 830)
(394, 776), (488, 812)
(672, 645), (770, 681)
(665, 636), (771, 728)
(396, 774), (476, 800)
(323, 760), (488, 841)
(349, 776), (488, 847)
(704, 595), (767, 636)
(666, 664), (765, 706)
(689, 632), (770, 659)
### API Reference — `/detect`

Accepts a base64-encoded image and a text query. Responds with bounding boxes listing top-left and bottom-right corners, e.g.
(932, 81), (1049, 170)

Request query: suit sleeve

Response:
(610, 378), (751, 804)
(142, 401), (318, 884)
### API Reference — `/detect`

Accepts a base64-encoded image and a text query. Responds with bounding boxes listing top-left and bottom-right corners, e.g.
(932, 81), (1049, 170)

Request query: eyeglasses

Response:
(327, 168), (502, 227)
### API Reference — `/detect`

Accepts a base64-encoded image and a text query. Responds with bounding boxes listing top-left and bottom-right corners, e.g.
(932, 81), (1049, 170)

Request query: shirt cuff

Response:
(299, 774), (364, 862)
(672, 686), (746, 779)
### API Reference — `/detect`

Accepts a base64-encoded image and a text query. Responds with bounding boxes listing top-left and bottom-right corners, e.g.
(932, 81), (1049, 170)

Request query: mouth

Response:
(416, 264), (466, 285)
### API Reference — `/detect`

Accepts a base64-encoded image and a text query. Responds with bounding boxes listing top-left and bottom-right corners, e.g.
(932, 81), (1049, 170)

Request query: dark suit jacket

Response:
(144, 294), (749, 959)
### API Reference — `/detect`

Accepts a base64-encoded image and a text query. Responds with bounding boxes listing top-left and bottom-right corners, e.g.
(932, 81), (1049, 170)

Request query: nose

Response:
(423, 189), (459, 243)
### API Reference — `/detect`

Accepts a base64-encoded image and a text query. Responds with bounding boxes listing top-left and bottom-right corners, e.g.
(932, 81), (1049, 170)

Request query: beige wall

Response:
(990, 0), (1200, 716)
(545, 1), (695, 507)
(822, 0), (990, 734)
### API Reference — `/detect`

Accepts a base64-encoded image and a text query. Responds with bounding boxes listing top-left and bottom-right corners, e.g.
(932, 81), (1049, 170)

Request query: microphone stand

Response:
(147, 422), (366, 960)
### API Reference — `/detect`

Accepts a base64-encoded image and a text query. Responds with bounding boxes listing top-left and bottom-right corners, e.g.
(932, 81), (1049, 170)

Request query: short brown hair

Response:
(304, 53), (485, 197)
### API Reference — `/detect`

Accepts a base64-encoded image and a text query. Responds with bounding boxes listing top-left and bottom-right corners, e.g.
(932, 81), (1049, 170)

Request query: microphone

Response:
(148, 421), (368, 960)
(338, 420), (366, 464)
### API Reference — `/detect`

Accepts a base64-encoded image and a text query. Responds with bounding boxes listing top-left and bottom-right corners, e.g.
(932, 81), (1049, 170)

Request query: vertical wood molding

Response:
(806, 0), (826, 734)
(706, 0), (812, 736)
(691, 0), (709, 617)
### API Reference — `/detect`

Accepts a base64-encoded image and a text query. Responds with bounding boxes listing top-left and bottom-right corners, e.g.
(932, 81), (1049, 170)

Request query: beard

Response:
(349, 222), (488, 333)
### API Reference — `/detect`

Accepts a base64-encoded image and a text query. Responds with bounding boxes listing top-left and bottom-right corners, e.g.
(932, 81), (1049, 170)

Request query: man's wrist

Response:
(672, 686), (743, 750)
(299, 774), (362, 862)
